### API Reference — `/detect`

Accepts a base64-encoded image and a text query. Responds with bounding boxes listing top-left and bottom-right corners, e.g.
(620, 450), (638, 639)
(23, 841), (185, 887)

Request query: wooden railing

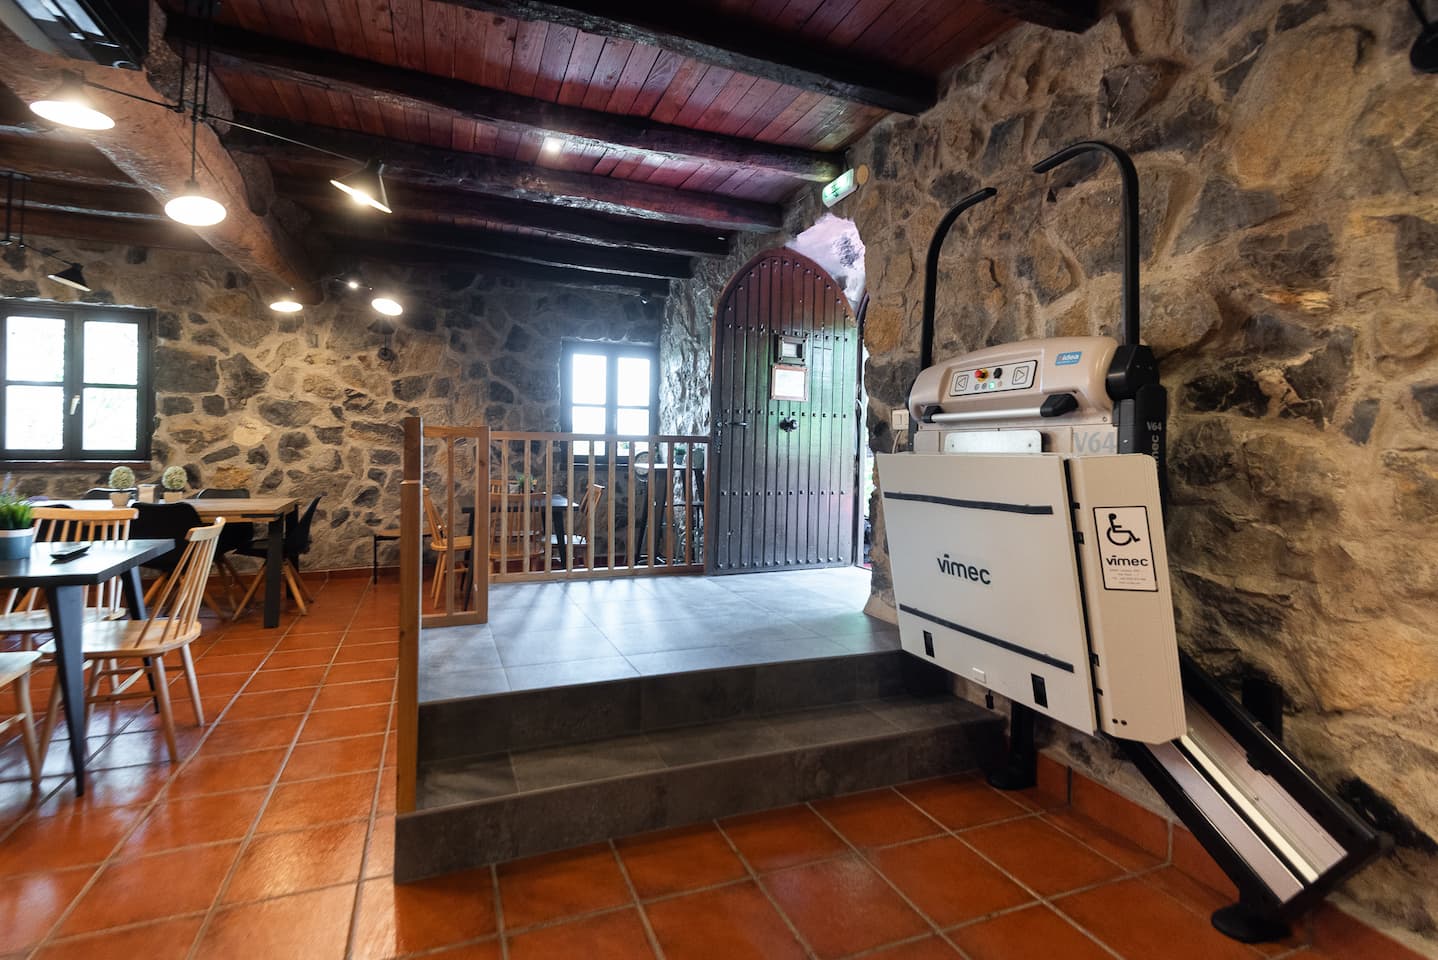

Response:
(489, 431), (710, 582)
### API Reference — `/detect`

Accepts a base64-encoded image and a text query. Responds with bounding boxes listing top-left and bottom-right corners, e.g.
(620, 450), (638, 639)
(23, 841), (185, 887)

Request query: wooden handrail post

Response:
(397, 415), (423, 814)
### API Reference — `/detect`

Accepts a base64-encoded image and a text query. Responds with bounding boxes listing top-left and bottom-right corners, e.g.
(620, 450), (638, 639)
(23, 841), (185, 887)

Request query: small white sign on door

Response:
(1093, 505), (1158, 592)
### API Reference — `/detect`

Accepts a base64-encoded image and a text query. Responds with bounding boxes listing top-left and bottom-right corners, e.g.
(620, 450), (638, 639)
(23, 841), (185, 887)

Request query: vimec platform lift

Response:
(875, 141), (1382, 943)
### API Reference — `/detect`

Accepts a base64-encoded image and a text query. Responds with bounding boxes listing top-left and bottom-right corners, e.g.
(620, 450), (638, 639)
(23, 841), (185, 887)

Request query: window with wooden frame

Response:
(0, 301), (155, 462)
(560, 341), (658, 459)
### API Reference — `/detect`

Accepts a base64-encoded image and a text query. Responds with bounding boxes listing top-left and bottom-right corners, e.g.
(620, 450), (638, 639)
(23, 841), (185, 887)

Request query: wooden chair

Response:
(489, 491), (549, 574)
(554, 484), (605, 568)
(0, 652), (42, 790)
(0, 507), (137, 639)
(40, 519), (225, 763)
(424, 490), (473, 604)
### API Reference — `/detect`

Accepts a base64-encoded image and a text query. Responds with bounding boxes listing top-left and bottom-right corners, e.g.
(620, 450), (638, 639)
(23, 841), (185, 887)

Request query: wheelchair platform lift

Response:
(876, 141), (1382, 943)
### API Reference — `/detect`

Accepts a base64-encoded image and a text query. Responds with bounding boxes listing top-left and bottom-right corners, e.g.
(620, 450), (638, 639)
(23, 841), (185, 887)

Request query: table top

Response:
(0, 539), (174, 588)
(41, 497), (299, 521)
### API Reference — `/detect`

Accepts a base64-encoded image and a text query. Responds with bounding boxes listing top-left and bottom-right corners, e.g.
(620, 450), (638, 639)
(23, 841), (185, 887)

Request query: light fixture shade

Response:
(46, 262), (91, 292)
(269, 297), (303, 313)
(541, 136), (564, 155)
(330, 159), (391, 214)
(371, 296), (403, 317)
(165, 180), (227, 227)
(30, 76), (114, 131)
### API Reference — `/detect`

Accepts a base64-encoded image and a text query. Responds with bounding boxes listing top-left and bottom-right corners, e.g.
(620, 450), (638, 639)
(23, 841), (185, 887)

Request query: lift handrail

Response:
(1033, 141), (1140, 348)
(919, 187), (997, 373)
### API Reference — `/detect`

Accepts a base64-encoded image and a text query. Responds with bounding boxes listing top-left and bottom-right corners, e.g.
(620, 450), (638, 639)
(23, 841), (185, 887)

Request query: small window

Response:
(561, 341), (657, 459)
(0, 302), (154, 462)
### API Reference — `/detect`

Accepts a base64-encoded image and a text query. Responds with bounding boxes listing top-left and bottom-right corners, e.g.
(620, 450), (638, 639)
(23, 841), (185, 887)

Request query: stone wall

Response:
(840, 0), (1438, 939)
(1, 238), (661, 569)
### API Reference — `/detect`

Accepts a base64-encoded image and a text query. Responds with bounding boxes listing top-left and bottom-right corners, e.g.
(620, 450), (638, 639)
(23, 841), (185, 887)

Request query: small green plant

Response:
(511, 473), (540, 491)
(161, 466), (187, 492)
(108, 465), (135, 489)
(0, 485), (32, 530)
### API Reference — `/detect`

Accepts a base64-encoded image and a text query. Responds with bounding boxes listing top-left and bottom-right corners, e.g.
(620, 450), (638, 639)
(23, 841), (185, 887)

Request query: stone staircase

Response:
(395, 646), (1004, 881)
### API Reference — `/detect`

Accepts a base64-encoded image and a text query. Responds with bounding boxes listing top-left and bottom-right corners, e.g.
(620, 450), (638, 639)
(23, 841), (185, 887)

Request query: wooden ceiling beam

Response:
(171, 18), (843, 182)
(331, 236), (672, 296)
(278, 179), (731, 258)
(319, 221), (691, 279)
(0, 128), (135, 188)
(16, 209), (214, 252)
(222, 113), (781, 232)
(979, 0), (1098, 32)
(0, 26), (320, 301)
(448, 0), (936, 114)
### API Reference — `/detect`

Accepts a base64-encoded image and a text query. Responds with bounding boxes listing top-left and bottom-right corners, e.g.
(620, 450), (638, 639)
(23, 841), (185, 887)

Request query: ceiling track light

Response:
(370, 295), (403, 317)
(330, 158), (392, 214)
(46, 260), (91, 292)
(166, 178), (227, 226)
(269, 296), (303, 313)
(29, 72), (115, 131)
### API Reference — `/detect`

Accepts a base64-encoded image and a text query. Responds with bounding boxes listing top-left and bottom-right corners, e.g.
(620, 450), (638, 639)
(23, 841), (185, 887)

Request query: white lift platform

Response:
(876, 142), (1381, 944)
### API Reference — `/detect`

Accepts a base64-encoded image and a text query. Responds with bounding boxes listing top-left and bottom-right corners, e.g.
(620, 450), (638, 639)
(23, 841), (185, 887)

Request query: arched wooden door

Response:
(710, 249), (860, 573)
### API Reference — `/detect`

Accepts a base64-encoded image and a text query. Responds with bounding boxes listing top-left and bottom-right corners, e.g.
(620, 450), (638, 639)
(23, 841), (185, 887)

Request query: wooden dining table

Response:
(0, 538), (173, 794)
(45, 497), (301, 628)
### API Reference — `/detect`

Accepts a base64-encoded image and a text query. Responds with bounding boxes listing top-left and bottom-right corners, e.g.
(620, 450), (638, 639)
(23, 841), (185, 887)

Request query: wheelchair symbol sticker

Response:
(1093, 506), (1158, 592)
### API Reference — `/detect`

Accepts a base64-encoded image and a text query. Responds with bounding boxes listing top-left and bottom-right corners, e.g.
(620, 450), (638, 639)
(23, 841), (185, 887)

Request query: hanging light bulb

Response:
(330, 158), (391, 213)
(29, 74), (115, 131)
(269, 296), (303, 313)
(370, 295), (403, 317)
(165, 178), (227, 226)
(46, 261), (91, 292)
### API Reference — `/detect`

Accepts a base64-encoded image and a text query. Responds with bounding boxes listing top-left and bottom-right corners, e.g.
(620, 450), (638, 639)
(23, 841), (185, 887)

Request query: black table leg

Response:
(120, 565), (148, 620)
(264, 518), (284, 628)
(45, 584), (88, 795)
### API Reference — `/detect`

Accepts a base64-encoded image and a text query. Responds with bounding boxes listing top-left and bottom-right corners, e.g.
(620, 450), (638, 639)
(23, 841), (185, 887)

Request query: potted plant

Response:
(161, 466), (188, 503)
(0, 485), (34, 560)
(107, 466), (135, 507)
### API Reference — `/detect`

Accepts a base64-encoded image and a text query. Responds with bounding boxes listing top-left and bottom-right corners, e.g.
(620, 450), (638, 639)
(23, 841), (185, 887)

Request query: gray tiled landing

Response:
(418, 566), (894, 700)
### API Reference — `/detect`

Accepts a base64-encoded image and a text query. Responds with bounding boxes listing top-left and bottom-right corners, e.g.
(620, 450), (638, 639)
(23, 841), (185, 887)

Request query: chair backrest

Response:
(137, 519), (225, 648)
(489, 494), (548, 559)
(31, 506), (136, 544)
(131, 502), (204, 573)
(287, 496), (321, 558)
(422, 489), (449, 543)
(572, 484), (605, 537)
(81, 487), (117, 500)
(195, 487), (251, 498)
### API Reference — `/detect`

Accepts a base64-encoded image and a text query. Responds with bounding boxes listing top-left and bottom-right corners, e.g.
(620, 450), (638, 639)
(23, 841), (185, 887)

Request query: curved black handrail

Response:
(920, 187), (998, 372)
(1033, 140), (1140, 347)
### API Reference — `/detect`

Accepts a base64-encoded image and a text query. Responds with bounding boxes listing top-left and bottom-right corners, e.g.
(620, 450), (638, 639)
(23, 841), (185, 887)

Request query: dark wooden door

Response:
(710, 250), (859, 573)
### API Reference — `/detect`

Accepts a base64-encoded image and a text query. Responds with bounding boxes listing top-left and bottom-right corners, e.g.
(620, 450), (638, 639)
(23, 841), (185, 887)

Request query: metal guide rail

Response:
(878, 140), (1380, 943)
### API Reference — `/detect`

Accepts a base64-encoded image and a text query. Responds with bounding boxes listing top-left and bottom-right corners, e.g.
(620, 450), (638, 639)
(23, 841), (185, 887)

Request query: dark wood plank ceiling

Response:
(0, 0), (1098, 291)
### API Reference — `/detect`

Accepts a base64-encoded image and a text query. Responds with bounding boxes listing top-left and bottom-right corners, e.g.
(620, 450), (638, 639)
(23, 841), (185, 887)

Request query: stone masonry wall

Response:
(839, 0), (1438, 939)
(1, 239), (661, 570)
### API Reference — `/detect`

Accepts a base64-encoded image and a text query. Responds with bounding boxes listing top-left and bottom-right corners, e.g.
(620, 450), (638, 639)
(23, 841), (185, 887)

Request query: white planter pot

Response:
(163, 491), (186, 503)
(109, 492), (129, 507)
(0, 527), (34, 560)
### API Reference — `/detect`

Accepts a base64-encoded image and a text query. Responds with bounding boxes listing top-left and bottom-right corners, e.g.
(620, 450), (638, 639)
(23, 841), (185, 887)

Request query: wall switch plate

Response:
(891, 408), (910, 432)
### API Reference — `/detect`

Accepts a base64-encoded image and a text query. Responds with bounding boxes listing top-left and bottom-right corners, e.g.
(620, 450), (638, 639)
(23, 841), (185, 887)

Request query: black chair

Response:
(236, 496), (320, 617)
(131, 502), (226, 616)
(83, 487), (134, 501)
(194, 488), (253, 608)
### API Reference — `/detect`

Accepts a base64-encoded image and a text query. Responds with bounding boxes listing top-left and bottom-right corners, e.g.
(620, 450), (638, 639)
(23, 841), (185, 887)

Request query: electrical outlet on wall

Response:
(891, 408), (910, 432)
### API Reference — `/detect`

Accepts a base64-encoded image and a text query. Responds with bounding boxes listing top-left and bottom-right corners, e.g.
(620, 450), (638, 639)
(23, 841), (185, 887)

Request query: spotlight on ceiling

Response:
(165, 180), (227, 226)
(542, 136), (564, 155)
(269, 297), (303, 313)
(46, 261), (91, 292)
(29, 74), (115, 131)
(371, 295), (403, 317)
(330, 158), (391, 213)
(346, 279), (361, 290)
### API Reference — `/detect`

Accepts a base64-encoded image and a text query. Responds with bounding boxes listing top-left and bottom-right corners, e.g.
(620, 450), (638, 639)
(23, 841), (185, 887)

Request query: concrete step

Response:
(396, 692), (1002, 880)
(418, 647), (950, 765)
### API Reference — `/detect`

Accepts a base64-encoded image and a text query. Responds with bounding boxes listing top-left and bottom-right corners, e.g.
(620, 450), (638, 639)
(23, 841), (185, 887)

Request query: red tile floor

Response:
(0, 575), (1407, 959)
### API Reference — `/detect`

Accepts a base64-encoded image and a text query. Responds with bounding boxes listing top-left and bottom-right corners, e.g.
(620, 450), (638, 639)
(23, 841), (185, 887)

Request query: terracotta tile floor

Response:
(0, 576), (1356, 959)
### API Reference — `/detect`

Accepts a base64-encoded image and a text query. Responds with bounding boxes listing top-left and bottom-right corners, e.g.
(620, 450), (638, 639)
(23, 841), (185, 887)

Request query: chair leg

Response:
(39, 681), (61, 763)
(282, 562), (309, 616)
(143, 572), (167, 606)
(178, 645), (205, 727)
(217, 557), (244, 609)
(148, 656), (180, 763)
(430, 553), (447, 606)
(234, 566), (265, 621)
(372, 536), (379, 584)
(13, 673), (41, 790)
(290, 564), (315, 604)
